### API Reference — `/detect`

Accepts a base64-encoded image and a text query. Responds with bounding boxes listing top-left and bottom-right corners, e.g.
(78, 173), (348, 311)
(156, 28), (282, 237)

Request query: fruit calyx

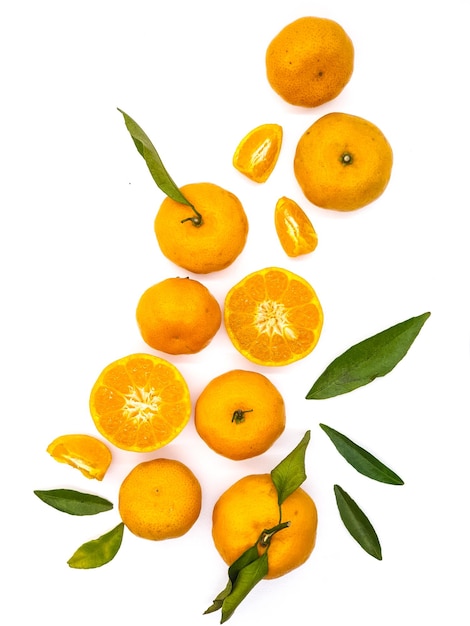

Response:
(231, 408), (253, 424)
(340, 152), (354, 166)
(181, 205), (204, 227)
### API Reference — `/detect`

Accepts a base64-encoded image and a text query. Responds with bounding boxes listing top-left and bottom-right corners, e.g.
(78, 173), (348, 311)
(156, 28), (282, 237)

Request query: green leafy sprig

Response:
(117, 108), (203, 226)
(205, 431), (311, 623)
(307, 312), (430, 559)
(34, 488), (123, 568)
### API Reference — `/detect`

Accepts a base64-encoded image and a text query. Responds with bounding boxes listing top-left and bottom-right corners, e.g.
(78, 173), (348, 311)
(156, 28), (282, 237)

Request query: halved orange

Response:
(47, 434), (112, 480)
(274, 196), (318, 257)
(233, 123), (283, 183)
(224, 267), (323, 366)
(89, 353), (191, 452)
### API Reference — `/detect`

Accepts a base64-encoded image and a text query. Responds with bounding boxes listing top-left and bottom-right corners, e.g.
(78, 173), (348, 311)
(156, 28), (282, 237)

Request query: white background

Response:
(1, 1), (469, 624)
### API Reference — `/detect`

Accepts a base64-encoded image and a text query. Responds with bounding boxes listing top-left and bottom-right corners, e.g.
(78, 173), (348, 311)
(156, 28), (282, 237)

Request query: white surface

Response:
(1, 1), (469, 624)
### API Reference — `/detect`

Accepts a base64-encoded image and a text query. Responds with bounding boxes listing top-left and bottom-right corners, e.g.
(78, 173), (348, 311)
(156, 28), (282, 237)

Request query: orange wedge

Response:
(224, 267), (323, 366)
(233, 123), (283, 183)
(89, 353), (191, 452)
(47, 434), (112, 481)
(275, 196), (318, 257)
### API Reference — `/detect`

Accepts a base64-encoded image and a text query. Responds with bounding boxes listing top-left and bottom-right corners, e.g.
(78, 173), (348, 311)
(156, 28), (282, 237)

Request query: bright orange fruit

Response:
(89, 353), (191, 452)
(233, 124), (283, 183)
(47, 434), (112, 480)
(274, 196), (318, 257)
(224, 267), (323, 366)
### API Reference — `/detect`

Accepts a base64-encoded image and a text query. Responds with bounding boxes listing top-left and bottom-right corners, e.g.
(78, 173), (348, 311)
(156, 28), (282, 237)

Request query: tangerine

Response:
(154, 182), (248, 274)
(265, 16), (354, 107)
(274, 196), (318, 257)
(212, 473), (317, 579)
(136, 277), (221, 355)
(89, 353), (191, 452)
(294, 112), (393, 211)
(195, 369), (285, 460)
(224, 267), (323, 366)
(119, 458), (202, 540)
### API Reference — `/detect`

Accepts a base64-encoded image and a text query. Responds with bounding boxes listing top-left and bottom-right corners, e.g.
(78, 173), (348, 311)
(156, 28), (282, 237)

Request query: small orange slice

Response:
(233, 123), (283, 183)
(47, 434), (112, 481)
(224, 267), (323, 366)
(275, 196), (318, 257)
(89, 353), (191, 452)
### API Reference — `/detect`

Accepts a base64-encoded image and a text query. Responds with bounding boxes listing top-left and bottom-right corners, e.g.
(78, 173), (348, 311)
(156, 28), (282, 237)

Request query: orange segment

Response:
(89, 354), (191, 452)
(274, 196), (318, 257)
(224, 267), (323, 366)
(47, 434), (112, 481)
(233, 124), (283, 183)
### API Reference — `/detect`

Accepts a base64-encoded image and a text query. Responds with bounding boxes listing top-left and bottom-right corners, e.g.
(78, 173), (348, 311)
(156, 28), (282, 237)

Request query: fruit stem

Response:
(258, 521), (291, 548)
(340, 152), (353, 166)
(180, 204), (204, 227)
(232, 409), (253, 424)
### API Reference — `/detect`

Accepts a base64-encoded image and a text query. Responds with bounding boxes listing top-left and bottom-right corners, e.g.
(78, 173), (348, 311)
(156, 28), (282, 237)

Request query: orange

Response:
(194, 369), (285, 460)
(232, 123), (283, 183)
(274, 196), (318, 257)
(224, 267), (323, 366)
(119, 458), (202, 540)
(265, 16), (354, 107)
(46, 434), (112, 481)
(294, 112), (393, 211)
(212, 473), (317, 579)
(136, 277), (221, 355)
(89, 353), (191, 452)
(154, 182), (249, 274)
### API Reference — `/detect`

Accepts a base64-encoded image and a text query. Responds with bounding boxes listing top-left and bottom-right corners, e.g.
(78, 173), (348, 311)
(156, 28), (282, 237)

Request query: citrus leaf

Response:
(334, 485), (382, 560)
(306, 312), (431, 399)
(271, 430), (310, 506)
(221, 552), (268, 623)
(67, 523), (124, 569)
(117, 108), (193, 207)
(204, 544), (259, 615)
(34, 489), (113, 515)
(320, 424), (404, 485)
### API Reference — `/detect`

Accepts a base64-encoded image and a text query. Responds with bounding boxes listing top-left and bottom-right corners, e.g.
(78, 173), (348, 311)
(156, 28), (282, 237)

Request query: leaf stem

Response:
(258, 521), (291, 548)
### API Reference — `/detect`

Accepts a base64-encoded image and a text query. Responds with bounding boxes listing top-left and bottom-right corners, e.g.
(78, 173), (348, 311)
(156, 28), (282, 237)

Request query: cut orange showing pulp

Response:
(224, 267), (323, 366)
(89, 354), (191, 452)
(275, 196), (318, 257)
(233, 123), (283, 183)
(47, 434), (112, 481)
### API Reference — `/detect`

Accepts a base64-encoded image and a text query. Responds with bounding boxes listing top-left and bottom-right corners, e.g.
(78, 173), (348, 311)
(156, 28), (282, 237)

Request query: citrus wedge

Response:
(89, 353), (191, 452)
(233, 123), (283, 183)
(47, 434), (112, 481)
(274, 196), (318, 257)
(224, 267), (323, 366)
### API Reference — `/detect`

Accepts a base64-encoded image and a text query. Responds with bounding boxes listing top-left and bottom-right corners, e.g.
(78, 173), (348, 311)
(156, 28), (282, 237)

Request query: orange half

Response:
(47, 434), (112, 481)
(224, 267), (323, 366)
(89, 353), (191, 452)
(275, 196), (318, 257)
(233, 124), (283, 183)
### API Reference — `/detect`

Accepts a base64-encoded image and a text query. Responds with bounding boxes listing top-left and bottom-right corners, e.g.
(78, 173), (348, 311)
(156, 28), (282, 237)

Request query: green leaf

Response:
(34, 489), (113, 515)
(334, 485), (382, 560)
(117, 108), (193, 207)
(320, 424), (404, 485)
(221, 552), (268, 623)
(67, 523), (125, 569)
(204, 544), (259, 615)
(271, 431), (310, 506)
(306, 312), (431, 399)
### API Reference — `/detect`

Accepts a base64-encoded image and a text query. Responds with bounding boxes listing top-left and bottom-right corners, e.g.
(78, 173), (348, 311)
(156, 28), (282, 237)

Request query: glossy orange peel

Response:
(47, 433), (112, 481)
(233, 123), (283, 183)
